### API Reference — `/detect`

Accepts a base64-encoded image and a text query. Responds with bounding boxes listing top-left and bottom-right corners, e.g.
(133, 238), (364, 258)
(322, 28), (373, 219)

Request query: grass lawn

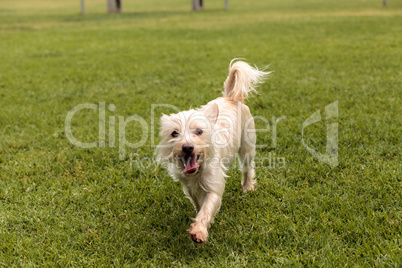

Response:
(0, 0), (401, 266)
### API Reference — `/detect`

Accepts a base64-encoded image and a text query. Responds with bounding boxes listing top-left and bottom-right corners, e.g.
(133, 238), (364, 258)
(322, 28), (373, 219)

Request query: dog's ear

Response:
(204, 103), (219, 124)
(160, 113), (169, 121)
(160, 114), (169, 126)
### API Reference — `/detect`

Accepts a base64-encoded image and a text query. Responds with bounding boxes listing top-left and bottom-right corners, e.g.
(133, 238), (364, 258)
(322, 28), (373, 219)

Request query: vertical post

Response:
(107, 0), (121, 13)
(81, 0), (85, 14)
(382, 0), (386, 6)
(107, 0), (115, 13)
(225, 0), (228, 10)
(192, 0), (198, 11)
(192, 0), (203, 11)
(116, 0), (122, 13)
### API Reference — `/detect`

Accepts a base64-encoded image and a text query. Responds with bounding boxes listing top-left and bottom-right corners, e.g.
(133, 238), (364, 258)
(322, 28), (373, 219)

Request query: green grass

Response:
(0, 0), (401, 266)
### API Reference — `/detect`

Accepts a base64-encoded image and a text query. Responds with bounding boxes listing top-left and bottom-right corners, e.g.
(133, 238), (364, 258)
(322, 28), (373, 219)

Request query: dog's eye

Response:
(195, 128), (203, 135)
(171, 131), (179, 137)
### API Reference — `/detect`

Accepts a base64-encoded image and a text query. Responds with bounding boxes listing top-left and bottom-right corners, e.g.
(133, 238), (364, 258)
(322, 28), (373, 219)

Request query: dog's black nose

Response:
(182, 143), (194, 154)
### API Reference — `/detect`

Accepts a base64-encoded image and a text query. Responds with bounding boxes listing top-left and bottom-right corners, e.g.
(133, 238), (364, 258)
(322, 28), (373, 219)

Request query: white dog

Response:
(156, 60), (270, 243)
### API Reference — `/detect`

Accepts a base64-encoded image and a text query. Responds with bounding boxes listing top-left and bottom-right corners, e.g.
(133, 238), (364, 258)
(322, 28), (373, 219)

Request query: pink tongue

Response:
(184, 156), (199, 173)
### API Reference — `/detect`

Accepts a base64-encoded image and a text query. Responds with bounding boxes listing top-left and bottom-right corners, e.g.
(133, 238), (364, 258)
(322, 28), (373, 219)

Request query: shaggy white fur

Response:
(156, 60), (270, 243)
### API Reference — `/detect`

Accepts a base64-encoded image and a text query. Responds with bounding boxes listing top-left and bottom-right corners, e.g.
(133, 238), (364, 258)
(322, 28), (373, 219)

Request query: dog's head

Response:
(156, 103), (219, 175)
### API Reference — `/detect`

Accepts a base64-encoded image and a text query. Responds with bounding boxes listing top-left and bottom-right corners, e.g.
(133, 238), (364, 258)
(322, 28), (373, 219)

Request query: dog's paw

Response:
(242, 184), (255, 192)
(188, 223), (208, 243)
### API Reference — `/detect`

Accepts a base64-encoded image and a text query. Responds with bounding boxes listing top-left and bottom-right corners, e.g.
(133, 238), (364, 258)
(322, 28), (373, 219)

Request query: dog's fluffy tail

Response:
(223, 59), (271, 103)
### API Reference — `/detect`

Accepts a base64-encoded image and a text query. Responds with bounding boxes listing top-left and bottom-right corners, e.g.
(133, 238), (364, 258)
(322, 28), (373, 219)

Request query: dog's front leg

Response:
(188, 191), (222, 243)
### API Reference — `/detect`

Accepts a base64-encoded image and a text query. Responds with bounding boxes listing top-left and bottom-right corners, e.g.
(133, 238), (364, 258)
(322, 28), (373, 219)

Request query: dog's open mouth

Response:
(179, 154), (200, 174)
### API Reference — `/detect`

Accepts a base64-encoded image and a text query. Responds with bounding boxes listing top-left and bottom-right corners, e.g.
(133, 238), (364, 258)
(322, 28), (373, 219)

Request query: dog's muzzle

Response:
(179, 153), (200, 174)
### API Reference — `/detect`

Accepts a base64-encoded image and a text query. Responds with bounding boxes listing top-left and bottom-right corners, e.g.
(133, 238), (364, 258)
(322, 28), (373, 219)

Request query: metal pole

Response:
(107, 0), (114, 13)
(116, 0), (122, 13)
(225, 0), (228, 11)
(192, 0), (200, 11)
(81, 0), (85, 14)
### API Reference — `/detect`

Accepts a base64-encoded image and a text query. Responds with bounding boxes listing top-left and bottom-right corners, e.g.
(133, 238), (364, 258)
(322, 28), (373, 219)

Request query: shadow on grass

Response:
(129, 179), (255, 262)
(113, 179), (206, 261)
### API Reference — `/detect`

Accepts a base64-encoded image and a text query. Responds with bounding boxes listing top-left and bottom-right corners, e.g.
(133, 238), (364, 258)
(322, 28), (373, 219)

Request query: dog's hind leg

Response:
(239, 145), (256, 192)
(239, 114), (257, 192)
